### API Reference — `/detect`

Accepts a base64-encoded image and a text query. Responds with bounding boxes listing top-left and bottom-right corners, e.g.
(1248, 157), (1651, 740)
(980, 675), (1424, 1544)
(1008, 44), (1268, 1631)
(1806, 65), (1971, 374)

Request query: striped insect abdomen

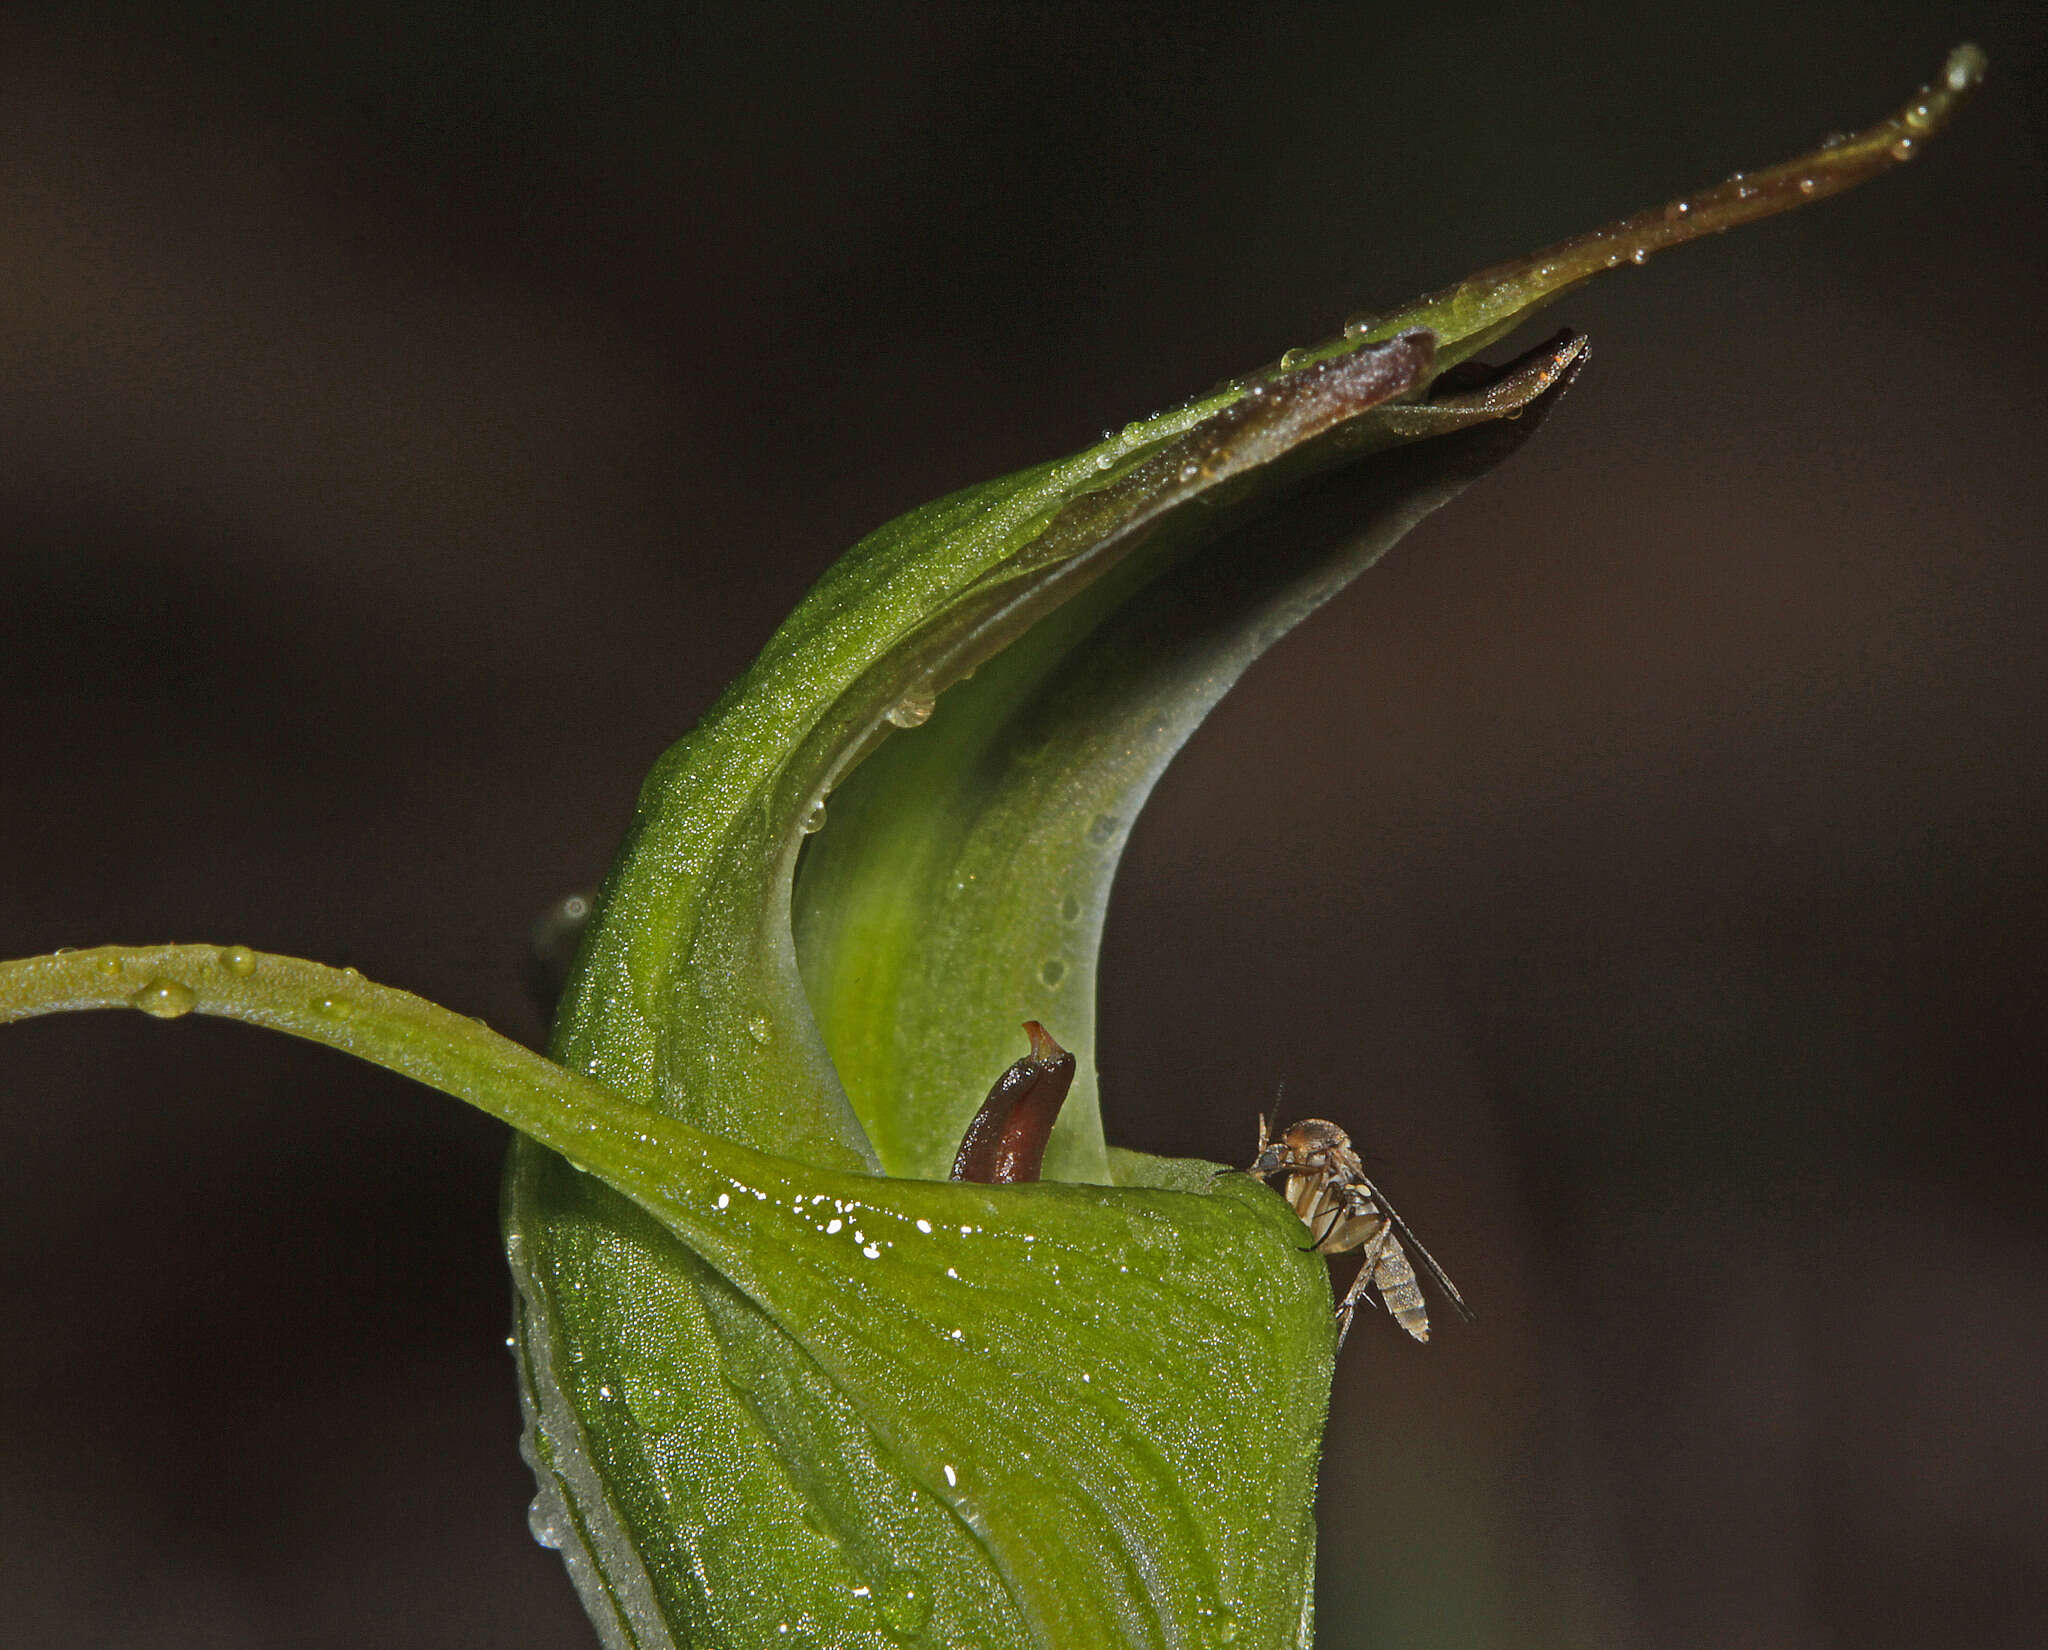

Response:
(1372, 1237), (1430, 1341)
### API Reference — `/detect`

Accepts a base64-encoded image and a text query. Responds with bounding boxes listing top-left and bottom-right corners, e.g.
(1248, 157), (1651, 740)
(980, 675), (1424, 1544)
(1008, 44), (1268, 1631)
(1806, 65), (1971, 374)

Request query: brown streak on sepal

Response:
(950, 1020), (1078, 1184)
(1180, 331), (1437, 484)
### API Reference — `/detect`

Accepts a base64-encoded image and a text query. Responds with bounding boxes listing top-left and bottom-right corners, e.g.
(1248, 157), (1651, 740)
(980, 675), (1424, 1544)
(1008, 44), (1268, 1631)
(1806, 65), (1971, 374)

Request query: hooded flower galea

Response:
(0, 44), (1984, 1650)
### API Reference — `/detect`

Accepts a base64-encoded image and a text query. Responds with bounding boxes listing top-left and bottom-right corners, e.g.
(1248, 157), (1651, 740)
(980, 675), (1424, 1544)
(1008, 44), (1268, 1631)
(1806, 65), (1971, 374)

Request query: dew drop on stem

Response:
(130, 979), (196, 1019)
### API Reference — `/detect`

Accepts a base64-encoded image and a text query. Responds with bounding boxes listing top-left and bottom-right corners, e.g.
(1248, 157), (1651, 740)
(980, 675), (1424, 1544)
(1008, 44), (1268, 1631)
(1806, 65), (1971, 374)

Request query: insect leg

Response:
(1333, 1226), (1394, 1348)
(1302, 1196), (1349, 1254)
(1227, 1112), (1275, 1180)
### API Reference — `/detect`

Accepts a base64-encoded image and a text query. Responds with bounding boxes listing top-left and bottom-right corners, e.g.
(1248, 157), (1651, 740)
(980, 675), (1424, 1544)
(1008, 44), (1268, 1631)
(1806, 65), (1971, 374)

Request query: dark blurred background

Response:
(1, 3), (2042, 1646)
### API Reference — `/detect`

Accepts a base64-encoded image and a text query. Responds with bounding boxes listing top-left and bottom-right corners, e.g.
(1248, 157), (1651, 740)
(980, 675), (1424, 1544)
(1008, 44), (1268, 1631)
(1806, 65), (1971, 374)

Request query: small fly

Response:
(1247, 1115), (1473, 1347)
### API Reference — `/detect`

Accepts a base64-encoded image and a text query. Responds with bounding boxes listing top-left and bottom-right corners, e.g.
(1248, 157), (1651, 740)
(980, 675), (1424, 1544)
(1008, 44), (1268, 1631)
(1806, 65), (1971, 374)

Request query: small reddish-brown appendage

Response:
(949, 1021), (1076, 1185)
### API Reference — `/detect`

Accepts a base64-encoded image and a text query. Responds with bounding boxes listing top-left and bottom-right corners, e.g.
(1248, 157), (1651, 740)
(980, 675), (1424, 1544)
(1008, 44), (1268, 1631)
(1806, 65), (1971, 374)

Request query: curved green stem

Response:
(0, 943), (696, 1184)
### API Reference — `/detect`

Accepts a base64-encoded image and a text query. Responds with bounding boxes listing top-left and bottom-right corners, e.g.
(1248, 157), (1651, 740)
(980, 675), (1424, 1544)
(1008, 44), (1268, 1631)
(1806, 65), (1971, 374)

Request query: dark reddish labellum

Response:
(949, 1021), (1076, 1185)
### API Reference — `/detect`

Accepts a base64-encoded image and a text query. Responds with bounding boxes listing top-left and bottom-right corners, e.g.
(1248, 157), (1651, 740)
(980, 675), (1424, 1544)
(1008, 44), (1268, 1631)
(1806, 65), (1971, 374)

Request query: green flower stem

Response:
(0, 943), (741, 1209)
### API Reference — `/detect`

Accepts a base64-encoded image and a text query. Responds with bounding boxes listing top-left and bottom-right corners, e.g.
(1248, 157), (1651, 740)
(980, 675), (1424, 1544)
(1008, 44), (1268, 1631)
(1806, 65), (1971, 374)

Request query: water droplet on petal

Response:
(874, 1570), (932, 1639)
(1889, 137), (1916, 161)
(1039, 958), (1067, 989)
(527, 1495), (565, 1550)
(799, 799), (828, 835)
(1662, 199), (1690, 222)
(131, 979), (196, 1019)
(885, 693), (935, 729)
(219, 945), (257, 976)
(1278, 347), (1310, 371)
(619, 1369), (684, 1432)
(1798, 176), (1817, 194)
(747, 1015), (772, 1045)
(1630, 248), (1649, 266)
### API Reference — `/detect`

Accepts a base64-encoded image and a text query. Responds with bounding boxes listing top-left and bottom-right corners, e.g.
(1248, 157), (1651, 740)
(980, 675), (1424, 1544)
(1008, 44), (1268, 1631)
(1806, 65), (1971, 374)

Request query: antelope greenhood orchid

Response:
(0, 46), (1982, 1650)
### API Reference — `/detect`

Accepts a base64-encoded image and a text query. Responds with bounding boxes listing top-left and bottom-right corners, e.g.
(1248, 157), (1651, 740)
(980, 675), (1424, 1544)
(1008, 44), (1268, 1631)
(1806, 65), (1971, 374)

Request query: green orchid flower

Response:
(0, 46), (1982, 1650)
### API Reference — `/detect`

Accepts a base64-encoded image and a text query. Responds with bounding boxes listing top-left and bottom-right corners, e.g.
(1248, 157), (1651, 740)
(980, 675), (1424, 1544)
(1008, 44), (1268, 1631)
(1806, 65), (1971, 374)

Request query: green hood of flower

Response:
(0, 44), (1982, 1650)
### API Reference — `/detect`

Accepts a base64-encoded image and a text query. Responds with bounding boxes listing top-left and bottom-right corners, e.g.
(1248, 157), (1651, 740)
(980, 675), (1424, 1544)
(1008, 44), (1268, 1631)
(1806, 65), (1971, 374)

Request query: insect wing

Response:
(1381, 1197), (1474, 1324)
